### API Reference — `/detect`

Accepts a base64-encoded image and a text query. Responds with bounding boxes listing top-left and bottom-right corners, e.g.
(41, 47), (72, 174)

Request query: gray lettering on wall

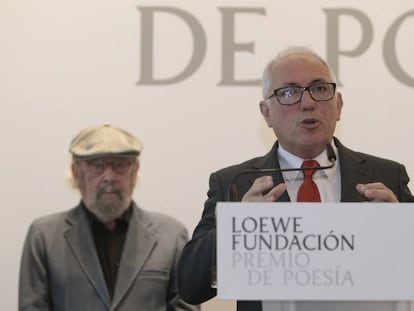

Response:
(137, 6), (413, 88)
(383, 10), (414, 87)
(218, 7), (265, 86)
(324, 8), (373, 87)
(137, 6), (206, 85)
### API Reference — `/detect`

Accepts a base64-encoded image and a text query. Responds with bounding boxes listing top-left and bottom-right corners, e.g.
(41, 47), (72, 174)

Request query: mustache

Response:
(97, 186), (122, 198)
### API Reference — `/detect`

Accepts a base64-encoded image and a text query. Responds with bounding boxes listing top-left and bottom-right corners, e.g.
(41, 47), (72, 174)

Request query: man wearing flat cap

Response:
(19, 124), (199, 311)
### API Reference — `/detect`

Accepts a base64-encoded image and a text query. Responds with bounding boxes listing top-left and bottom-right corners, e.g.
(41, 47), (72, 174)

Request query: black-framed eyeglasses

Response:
(79, 157), (134, 175)
(266, 82), (337, 106)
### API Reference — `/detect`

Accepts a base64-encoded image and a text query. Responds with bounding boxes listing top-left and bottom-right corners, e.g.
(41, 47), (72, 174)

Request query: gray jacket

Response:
(19, 202), (199, 311)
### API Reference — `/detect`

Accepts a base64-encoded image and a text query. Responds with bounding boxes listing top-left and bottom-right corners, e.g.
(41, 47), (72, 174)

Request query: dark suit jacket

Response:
(177, 138), (414, 311)
(19, 202), (199, 311)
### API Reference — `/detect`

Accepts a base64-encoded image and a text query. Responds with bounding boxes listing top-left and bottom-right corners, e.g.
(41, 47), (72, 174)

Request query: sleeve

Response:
(167, 223), (200, 311)
(397, 164), (414, 202)
(176, 172), (226, 304)
(18, 222), (52, 311)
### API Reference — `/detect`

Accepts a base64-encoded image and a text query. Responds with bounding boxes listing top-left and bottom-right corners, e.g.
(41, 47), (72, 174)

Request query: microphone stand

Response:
(226, 143), (336, 201)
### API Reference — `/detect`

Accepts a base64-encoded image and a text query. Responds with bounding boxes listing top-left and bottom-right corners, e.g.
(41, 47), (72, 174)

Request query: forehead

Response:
(78, 156), (136, 163)
(88, 156), (133, 161)
(270, 55), (332, 86)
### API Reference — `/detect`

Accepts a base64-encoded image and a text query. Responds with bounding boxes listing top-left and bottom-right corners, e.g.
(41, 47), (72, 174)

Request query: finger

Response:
(357, 182), (386, 191)
(356, 183), (366, 195)
(356, 182), (389, 195)
(263, 183), (287, 202)
(242, 176), (274, 202)
(356, 183), (398, 202)
(248, 176), (274, 196)
(365, 189), (398, 202)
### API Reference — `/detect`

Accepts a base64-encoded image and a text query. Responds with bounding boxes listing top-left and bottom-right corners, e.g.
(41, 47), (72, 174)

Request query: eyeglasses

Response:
(266, 82), (336, 106)
(80, 157), (134, 175)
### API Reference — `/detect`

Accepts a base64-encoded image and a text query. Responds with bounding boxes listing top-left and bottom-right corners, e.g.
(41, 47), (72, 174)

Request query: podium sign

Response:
(216, 202), (414, 300)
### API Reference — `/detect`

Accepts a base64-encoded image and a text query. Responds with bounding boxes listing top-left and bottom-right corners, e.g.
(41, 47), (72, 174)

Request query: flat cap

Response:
(69, 124), (143, 160)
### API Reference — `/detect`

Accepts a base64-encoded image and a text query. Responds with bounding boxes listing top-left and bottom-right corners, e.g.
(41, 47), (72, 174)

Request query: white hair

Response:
(261, 46), (337, 99)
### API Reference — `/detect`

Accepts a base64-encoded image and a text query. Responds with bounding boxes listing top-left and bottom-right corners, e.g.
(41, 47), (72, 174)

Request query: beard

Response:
(87, 185), (131, 223)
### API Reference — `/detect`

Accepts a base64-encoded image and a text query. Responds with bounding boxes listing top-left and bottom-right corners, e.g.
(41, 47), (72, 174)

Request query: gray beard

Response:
(89, 194), (129, 223)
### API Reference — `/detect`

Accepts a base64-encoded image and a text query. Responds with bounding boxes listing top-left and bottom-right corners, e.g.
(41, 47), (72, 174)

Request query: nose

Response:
(299, 89), (316, 110)
(101, 165), (117, 182)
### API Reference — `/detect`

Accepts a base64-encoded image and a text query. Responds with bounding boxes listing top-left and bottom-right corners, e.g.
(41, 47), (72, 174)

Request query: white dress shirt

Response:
(277, 142), (341, 202)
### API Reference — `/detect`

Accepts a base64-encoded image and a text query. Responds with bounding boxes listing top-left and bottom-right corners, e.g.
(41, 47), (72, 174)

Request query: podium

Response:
(215, 202), (414, 311)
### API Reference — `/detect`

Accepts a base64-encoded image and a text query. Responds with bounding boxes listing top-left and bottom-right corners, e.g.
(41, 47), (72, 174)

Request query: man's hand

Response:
(242, 176), (287, 202)
(356, 182), (398, 202)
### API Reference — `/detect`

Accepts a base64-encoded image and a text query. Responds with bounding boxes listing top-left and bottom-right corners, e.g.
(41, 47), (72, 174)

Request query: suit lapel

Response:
(111, 204), (157, 310)
(64, 206), (111, 308)
(334, 138), (371, 202)
(248, 142), (290, 202)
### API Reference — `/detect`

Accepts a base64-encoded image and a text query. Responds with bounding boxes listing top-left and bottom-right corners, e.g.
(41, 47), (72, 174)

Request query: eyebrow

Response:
(281, 79), (328, 87)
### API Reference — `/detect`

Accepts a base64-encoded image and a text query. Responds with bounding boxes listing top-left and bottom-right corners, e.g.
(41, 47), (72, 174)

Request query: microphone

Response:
(226, 143), (337, 201)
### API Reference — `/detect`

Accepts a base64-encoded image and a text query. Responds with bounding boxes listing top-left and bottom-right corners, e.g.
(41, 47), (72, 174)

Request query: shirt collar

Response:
(277, 142), (338, 182)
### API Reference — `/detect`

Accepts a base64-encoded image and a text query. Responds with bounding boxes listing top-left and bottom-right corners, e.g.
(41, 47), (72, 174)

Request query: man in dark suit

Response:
(19, 124), (199, 311)
(176, 47), (414, 311)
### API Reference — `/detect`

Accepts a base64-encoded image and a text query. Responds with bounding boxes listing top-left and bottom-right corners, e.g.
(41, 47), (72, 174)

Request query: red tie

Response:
(297, 160), (321, 202)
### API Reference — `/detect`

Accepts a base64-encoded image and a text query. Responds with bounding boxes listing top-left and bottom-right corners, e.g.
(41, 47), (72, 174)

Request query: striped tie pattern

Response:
(297, 160), (321, 202)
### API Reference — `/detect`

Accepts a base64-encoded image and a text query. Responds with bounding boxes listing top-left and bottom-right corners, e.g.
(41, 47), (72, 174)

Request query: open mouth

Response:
(301, 118), (318, 125)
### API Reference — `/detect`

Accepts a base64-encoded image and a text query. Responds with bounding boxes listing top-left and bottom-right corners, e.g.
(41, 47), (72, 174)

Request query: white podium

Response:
(216, 202), (414, 311)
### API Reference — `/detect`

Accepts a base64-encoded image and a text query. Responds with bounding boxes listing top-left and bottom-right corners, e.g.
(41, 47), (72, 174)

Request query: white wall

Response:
(1, 1), (413, 310)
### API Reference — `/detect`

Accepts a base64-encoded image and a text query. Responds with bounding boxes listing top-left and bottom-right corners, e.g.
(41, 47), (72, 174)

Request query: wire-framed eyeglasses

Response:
(266, 82), (337, 106)
(78, 157), (135, 175)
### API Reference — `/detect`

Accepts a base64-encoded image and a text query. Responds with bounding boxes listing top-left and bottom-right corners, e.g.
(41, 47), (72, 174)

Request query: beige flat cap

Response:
(69, 124), (143, 159)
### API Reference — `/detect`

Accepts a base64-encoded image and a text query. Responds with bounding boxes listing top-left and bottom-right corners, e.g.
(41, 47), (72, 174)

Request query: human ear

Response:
(336, 92), (344, 121)
(259, 100), (272, 128)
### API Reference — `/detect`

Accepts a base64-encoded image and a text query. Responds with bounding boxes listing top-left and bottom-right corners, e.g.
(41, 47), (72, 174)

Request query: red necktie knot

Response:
(301, 160), (320, 178)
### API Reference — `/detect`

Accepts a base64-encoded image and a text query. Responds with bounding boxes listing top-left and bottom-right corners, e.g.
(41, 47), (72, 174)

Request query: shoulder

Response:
(149, 210), (186, 230)
(27, 206), (83, 236)
(335, 138), (404, 168)
(212, 141), (278, 176)
(23, 208), (81, 249)
(30, 209), (72, 228)
(132, 204), (187, 234)
(213, 156), (264, 176)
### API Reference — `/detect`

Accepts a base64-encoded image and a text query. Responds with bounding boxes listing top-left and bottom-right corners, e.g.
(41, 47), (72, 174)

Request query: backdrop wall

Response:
(2, 1), (413, 310)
